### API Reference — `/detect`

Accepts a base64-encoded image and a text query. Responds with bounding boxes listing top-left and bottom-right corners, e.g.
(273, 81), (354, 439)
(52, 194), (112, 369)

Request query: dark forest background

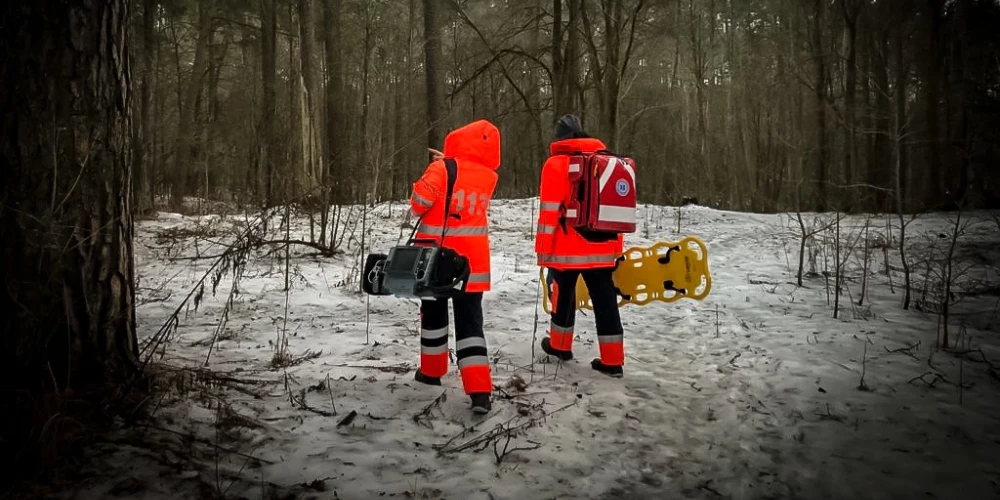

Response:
(133, 0), (1000, 215)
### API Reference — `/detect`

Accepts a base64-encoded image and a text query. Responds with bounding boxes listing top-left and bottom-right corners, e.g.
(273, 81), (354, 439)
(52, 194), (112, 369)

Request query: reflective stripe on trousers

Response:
(420, 326), (449, 355)
(419, 325), (449, 377)
(417, 223), (488, 236)
(456, 336), (488, 370)
(538, 253), (618, 265)
(598, 333), (624, 366)
(549, 322), (574, 352)
(455, 335), (490, 394)
(539, 201), (561, 211)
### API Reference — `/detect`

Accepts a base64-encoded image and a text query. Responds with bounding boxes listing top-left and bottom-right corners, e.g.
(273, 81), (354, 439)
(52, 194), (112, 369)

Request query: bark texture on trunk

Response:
(260, 0), (278, 205)
(423, 0), (445, 149)
(0, 0), (138, 476)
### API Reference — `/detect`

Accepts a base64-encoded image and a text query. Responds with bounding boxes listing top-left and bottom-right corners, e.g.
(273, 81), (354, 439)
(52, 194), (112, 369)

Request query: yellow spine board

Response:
(540, 236), (712, 314)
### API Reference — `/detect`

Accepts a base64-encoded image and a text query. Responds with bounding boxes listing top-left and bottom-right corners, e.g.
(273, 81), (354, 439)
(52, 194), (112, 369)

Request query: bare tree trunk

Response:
(812, 0), (829, 211)
(528, 0), (544, 174)
(552, 0), (566, 117)
(172, 0), (214, 204)
(359, 3), (374, 204)
(260, 0), (277, 206)
(391, 66), (405, 198)
(951, 0), (972, 203)
(566, 0), (581, 114)
(684, 0), (707, 191)
(871, 21), (891, 211)
(893, 12), (910, 212)
(552, 0), (581, 118)
(0, 0), (138, 476)
(297, 0), (322, 196)
(322, 0), (343, 240)
(941, 206), (962, 348)
(423, 0), (446, 148)
(286, 3), (301, 202)
(841, 0), (860, 207)
(923, 0), (943, 208)
(135, 0), (157, 213)
(391, 0), (416, 200)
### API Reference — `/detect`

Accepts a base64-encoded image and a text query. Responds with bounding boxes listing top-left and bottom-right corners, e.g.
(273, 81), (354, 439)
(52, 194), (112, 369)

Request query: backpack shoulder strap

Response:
(441, 158), (459, 240)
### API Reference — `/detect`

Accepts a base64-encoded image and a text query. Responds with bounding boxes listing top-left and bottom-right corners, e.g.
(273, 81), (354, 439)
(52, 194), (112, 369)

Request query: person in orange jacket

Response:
(535, 114), (625, 378)
(409, 119), (500, 413)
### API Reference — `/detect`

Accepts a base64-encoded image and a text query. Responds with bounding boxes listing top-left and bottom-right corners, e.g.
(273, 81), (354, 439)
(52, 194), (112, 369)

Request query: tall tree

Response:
(172, 0), (214, 203)
(323, 0), (344, 205)
(136, 0), (158, 213)
(841, 0), (861, 198)
(868, 2), (892, 210)
(812, 0), (829, 210)
(260, 0), (278, 205)
(0, 0), (138, 478)
(552, 0), (581, 118)
(297, 0), (323, 195)
(423, 0), (446, 148)
(923, 0), (944, 208)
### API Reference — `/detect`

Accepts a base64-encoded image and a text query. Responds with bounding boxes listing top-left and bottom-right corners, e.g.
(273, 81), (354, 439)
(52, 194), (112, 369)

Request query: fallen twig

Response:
(167, 238), (341, 262)
(435, 401), (576, 456)
(412, 392), (447, 429)
(336, 410), (358, 427)
(493, 434), (541, 465)
(884, 341), (921, 360)
(333, 363), (412, 374)
(290, 390), (335, 417)
(326, 373), (337, 416)
(945, 347), (999, 370)
(697, 480), (723, 497)
(728, 352), (742, 366)
(270, 349), (323, 370)
(908, 371), (946, 388)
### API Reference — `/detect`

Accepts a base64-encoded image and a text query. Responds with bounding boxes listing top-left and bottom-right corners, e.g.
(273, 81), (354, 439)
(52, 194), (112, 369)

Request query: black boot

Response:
(591, 359), (623, 378)
(470, 393), (491, 414)
(541, 337), (573, 361)
(414, 370), (442, 386)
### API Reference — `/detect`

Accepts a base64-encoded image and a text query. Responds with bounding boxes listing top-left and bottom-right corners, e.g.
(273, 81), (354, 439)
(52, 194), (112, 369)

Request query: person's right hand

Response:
(428, 148), (444, 161)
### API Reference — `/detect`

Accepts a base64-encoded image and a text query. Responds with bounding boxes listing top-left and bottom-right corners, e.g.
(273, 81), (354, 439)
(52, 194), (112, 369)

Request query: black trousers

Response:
(418, 292), (491, 392)
(546, 268), (624, 363)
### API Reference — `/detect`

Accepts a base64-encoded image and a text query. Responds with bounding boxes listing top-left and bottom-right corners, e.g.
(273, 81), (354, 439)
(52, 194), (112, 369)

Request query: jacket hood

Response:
(442, 119), (501, 170)
(549, 137), (607, 156)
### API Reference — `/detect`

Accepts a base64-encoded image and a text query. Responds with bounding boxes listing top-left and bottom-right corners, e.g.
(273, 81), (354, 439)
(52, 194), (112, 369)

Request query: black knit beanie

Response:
(555, 114), (587, 140)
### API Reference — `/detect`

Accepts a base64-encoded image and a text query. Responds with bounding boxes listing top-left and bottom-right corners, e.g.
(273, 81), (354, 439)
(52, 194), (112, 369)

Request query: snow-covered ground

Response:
(67, 199), (1000, 500)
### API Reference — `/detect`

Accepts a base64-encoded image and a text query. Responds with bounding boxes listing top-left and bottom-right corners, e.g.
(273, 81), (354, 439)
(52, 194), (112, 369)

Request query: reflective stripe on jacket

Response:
(535, 137), (623, 270)
(410, 120), (500, 292)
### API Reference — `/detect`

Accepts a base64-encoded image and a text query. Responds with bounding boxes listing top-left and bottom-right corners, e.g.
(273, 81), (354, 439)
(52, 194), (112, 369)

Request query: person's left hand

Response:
(428, 148), (443, 161)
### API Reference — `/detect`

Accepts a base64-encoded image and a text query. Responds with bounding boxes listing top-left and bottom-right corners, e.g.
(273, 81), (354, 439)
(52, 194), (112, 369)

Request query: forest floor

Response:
(55, 198), (1000, 499)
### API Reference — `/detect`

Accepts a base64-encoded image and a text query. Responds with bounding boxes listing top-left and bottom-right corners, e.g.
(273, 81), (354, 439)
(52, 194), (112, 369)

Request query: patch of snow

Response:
(68, 199), (1000, 500)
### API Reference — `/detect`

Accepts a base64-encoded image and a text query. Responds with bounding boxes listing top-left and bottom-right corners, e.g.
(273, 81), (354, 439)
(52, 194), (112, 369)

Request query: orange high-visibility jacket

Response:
(410, 120), (500, 292)
(535, 137), (624, 269)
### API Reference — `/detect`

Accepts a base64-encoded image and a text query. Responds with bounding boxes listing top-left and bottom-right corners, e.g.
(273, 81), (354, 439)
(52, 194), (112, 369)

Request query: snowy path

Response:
(69, 200), (1000, 500)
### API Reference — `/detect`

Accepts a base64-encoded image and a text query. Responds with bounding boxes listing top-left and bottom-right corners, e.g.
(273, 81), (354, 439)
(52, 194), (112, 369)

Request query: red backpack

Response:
(563, 150), (637, 239)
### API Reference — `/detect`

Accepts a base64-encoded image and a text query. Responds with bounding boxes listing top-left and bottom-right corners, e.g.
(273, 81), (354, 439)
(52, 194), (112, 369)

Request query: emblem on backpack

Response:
(615, 178), (630, 196)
